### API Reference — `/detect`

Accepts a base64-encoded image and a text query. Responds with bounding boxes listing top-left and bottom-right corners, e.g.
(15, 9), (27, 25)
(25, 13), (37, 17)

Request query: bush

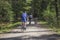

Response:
(0, 22), (21, 33)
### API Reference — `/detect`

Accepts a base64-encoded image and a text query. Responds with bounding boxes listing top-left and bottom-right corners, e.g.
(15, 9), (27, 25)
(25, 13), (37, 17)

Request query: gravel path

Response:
(0, 22), (60, 40)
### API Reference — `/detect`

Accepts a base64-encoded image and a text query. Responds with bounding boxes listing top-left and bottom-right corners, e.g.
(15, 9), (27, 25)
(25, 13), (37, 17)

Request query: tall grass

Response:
(0, 22), (21, 33)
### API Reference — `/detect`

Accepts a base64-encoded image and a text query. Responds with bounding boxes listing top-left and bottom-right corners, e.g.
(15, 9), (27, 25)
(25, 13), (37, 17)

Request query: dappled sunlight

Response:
(0, 0), (60, 40)
(0, 34), (60, 40)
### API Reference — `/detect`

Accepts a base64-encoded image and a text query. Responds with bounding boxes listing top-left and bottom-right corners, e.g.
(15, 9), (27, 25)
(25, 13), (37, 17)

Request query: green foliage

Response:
(0, 22), (21, 33)
(43, 1), (60, 28)
(0, 0), (14, 22)
(0, 0), (60, 33)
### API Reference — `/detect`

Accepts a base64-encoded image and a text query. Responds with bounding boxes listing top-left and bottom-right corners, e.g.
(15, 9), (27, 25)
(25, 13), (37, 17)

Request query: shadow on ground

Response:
(0, 30), (53, 34)
(0, 34), (60, 40)
(0, 24), (52, 34)
(17, 24), (49, 28)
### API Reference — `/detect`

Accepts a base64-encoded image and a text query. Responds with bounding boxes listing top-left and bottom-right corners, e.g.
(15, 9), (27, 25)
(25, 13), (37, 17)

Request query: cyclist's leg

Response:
(21, 22), (26, 32)
(21, 22), (26, 29)
(21, 19), (27, 32)
(23, 22), (26, 30)
(22, 18), (27, 30)
(21, 22), (24, 29)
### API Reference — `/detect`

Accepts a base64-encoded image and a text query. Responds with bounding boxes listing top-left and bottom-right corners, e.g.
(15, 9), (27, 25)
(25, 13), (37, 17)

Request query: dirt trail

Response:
(0, 22), (60, 40)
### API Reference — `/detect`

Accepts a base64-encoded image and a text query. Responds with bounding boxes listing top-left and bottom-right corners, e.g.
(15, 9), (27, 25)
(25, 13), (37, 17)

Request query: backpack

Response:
(29, 15), (32, 19)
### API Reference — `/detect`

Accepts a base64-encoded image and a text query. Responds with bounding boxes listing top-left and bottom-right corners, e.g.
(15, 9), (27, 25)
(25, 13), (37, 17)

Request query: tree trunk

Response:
(55, 0), (59, 27)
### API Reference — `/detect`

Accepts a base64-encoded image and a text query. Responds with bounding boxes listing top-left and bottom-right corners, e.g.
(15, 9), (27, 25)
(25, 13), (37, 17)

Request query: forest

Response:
(0, 0), (60, 33)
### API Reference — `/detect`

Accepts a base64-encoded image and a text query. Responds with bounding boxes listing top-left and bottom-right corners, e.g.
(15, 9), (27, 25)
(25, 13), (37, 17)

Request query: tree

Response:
(0, 0), (13, 22)
(55, 0), (59, 27)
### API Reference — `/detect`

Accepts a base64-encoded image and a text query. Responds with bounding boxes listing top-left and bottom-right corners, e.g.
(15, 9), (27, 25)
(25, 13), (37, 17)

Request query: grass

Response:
(38, 21), (48, 25)
(0, 22), (21, 33)
(0, 21), (60, 34)
(51, 27), (60, 34)
(38, 21), (60, 34)
(48, 25), (60, 34)
(39, 22), (48, 24)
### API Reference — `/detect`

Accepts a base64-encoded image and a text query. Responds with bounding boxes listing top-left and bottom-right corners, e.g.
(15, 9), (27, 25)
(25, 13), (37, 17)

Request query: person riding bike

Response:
(29, 14), (33, 24)
(21, 11), (28, 30)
